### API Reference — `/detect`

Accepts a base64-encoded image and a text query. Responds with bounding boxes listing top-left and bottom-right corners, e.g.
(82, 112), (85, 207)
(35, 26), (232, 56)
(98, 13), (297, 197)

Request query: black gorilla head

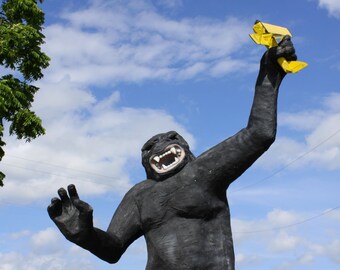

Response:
(141, 131), (196, 181)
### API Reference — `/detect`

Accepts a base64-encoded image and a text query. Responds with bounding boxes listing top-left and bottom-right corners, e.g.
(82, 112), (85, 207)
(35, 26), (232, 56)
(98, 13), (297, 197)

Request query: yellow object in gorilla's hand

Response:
(250, 20), (308, 73)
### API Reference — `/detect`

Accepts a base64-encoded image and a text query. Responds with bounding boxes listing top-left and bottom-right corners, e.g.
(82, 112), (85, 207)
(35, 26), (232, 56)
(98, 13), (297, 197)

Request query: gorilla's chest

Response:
(139, 176), (225, 229)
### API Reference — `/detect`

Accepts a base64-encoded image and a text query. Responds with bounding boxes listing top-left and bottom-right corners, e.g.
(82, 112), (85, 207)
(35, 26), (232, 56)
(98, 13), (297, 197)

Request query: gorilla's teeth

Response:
(149, 144), (186, 174)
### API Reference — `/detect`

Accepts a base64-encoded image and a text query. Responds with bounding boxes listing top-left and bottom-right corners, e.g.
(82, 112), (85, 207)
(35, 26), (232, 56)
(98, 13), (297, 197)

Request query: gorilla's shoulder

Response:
(125, 179), (156, 200)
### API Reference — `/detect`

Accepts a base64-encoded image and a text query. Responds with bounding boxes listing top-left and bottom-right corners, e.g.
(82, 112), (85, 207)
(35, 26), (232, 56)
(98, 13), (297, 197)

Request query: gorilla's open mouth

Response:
(149, 144), (186, 174)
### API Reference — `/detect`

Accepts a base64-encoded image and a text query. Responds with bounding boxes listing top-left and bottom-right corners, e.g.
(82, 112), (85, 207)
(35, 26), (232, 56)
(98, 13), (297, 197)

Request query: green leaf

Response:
(0, 0), (49, 187)
(9, 109), (45, 141)
(0, 171), (4, 186)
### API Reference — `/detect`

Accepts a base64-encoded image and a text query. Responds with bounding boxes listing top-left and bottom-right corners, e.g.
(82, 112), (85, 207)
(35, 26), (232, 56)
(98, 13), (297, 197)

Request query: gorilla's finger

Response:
(58, 187), (71, 206)
(279, 35), (291, 45)
(47, 197), (62, 219)
(285, 53), (297, 61)
(73, 199), (93, 214)
(276, 45), (295, 58)
(51, 197), (60, 204)
(68, 184), (79, 203)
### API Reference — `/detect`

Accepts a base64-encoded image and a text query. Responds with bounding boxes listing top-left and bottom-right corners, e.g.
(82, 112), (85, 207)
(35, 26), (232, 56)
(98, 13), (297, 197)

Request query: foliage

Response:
(0, 0), (50, 186)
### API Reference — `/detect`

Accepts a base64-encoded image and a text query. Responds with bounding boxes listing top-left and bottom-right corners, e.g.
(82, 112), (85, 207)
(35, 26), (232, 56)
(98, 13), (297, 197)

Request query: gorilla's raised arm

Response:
(193, 36), (296, 189)
(48, 184), (143, 263)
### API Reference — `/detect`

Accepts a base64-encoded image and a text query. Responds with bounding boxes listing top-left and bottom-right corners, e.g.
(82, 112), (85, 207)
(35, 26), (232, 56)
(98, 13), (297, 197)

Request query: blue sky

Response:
(1, 0), (340, 269)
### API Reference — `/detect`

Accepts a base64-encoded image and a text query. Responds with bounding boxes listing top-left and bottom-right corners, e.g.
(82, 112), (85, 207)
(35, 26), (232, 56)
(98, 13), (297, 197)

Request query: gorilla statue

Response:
(48, 36), (298, 270)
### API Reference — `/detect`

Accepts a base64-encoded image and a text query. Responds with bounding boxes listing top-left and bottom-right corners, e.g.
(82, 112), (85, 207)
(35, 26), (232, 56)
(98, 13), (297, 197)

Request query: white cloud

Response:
(1, 78), (195, 204)
(30, 228), (63, 254)
(42, 0), (254, 85)
(255, 137), (306, 170)
(9, 230), (31, 240)
(0, 250), (95, 270)
(323, 92), (340, 112)
(0, 226), (147, 270)
(0, 0), (258, 203)
(235, 253), (261, 266)
(233, 208), (340, 268)
(269, 231), (301, 252)
(299, 253), (314, 264)
(232, 218), (264, 243)
(328, 240), (340, 264)
(34, 78), (96, 120)
(319, 0), (340, 18)
(0, 0), (257, 208)
(211, 58), (257, 77)
(0, 228), (100, 270)
(155, 0), (183, 9)
(279, 110), (326, 131)
(232, 208), (303, 238)
(273, 253), (315, 270)
(326, 209), (340, 220)
(257, 92), (340, 170)
(267, 209), (301, 227)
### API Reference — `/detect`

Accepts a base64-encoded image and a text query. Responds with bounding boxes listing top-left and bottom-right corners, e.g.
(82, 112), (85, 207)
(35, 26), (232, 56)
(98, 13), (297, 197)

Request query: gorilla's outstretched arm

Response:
(48, 185), (143, 263)
(193, 36), (296, 189)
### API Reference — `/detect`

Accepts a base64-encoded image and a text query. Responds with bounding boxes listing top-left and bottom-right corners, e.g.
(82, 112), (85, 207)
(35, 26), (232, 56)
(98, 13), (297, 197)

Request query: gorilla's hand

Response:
(261, 35), (297, 75)
(48, 184), (93, 245)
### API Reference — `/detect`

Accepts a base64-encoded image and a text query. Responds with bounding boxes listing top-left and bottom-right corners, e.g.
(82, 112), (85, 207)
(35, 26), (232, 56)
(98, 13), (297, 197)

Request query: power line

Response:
(1, 128), (340, 233)
(0, 162), (122, 189)
(5, 154), (120, 180)
(3, 128), (340, 193)
(1, 162), (340, 232)
(233, 204), (340, 234)
(232, 128), (340, 192)
(0, 128), (339, 202)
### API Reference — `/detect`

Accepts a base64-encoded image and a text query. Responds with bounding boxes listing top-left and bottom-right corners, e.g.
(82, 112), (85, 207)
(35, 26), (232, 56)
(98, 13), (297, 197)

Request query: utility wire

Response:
(233, 204), (340, 234)
(232, 128), (340, 192)
(5, 154), (119, 180)
(0, 162), (122, 189)
(2, 128), (340, 193)
(1, 129), (340, 233)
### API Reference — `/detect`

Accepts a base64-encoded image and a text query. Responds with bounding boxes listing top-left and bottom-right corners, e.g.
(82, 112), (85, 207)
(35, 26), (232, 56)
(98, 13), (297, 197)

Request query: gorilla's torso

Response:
(133, 162), (235, 270)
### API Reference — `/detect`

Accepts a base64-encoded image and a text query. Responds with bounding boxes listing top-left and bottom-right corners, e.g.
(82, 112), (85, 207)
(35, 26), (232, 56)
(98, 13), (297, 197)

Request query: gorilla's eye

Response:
(142, 137), (159, 153)
(142, 143), (153, 153)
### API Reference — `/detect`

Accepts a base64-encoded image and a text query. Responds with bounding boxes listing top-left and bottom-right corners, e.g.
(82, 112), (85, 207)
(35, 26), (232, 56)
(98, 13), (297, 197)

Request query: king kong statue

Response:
(48, 36), (298, 270)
